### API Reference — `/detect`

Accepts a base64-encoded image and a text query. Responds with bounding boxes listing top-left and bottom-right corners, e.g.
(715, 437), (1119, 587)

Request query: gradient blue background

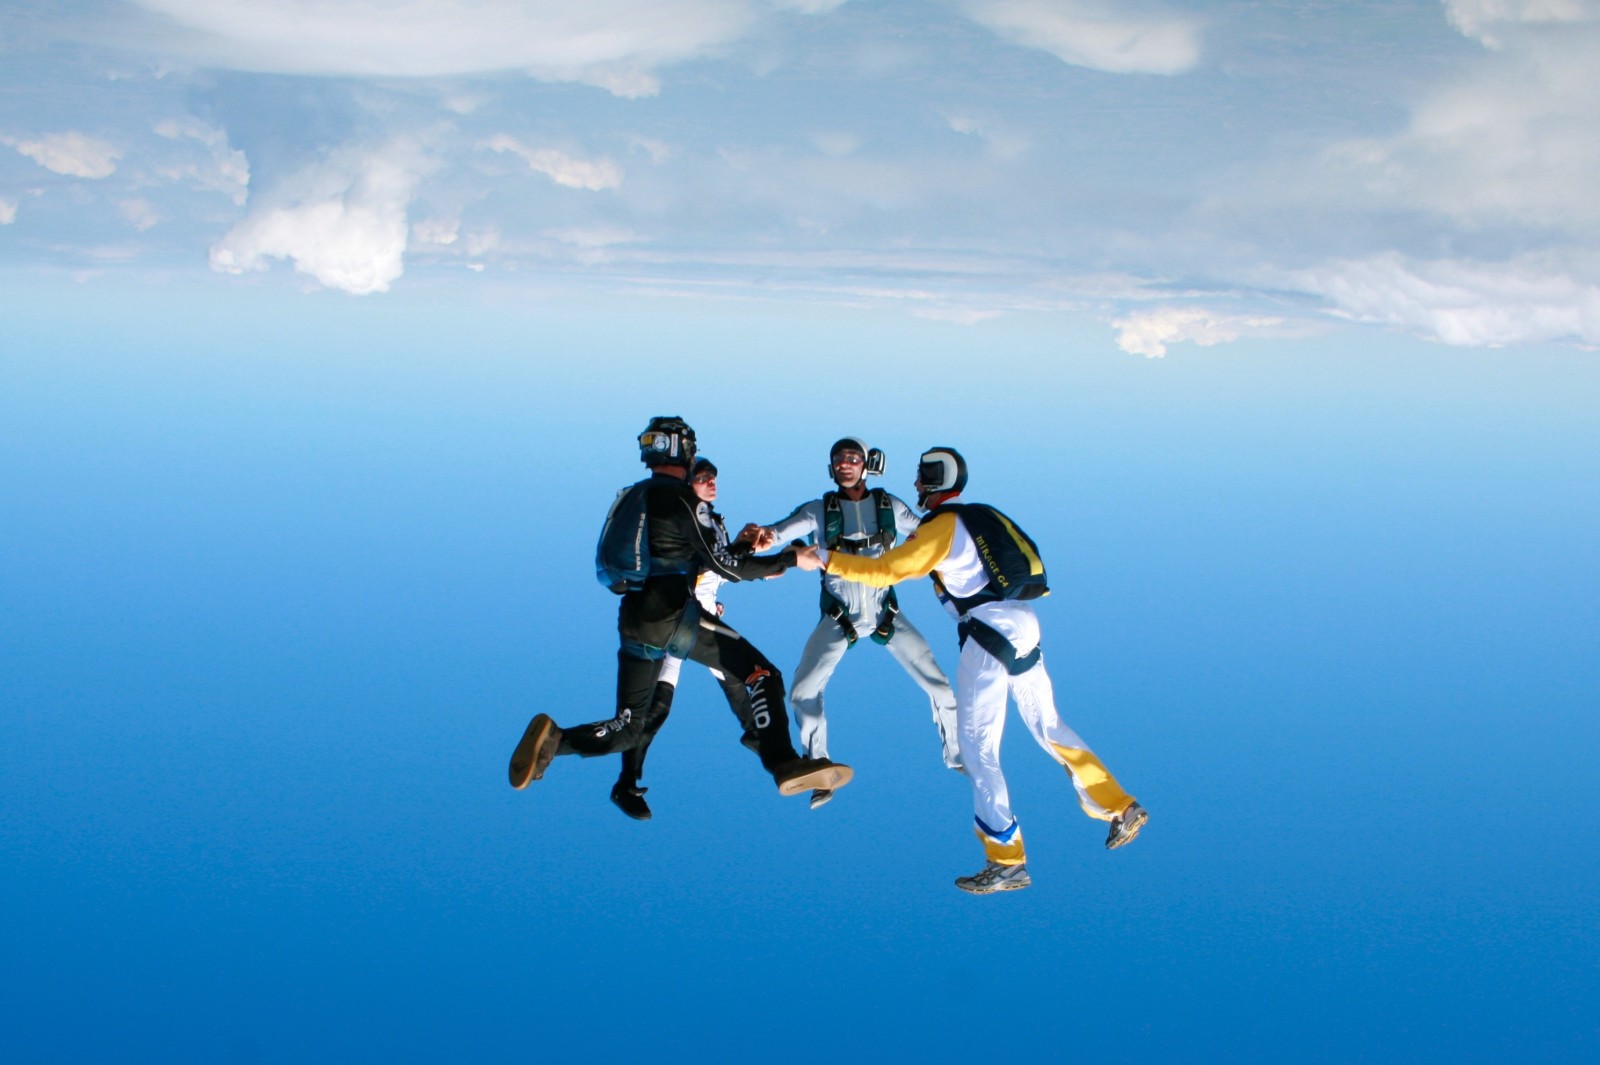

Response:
(3, 274), (1597, 1062)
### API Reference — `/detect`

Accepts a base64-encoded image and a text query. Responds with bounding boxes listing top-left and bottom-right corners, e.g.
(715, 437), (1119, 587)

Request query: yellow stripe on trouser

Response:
(975, 824), (1027, 865)
(1050, 743), (1134, 822)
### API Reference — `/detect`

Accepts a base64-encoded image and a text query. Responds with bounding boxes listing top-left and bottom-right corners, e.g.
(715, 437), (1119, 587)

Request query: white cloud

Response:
(1287, 252), (1600, 347)
(120, 198), (161, 230)
(412, 216), (460, 246)
(945, 112), (1030, 159)
(482, 136), (622, 190)
(958, 0), (1201, 75)
(464, 228), (502, 256)
(129, 0), (774, 95)
(1316, 26), (1600, 231)
(153, 117), (251, 204)
(6, 131), (120, 178)
(629, 137), (674, 164)
(209, 141), (431, 294)
(0, 198), (16, 224)
(1443, 0), (1600, 47)
(1110, 307), (1283, 357)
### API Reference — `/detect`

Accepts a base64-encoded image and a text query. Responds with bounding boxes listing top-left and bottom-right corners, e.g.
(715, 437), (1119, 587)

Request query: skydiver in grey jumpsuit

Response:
(751, 438), (962, 808)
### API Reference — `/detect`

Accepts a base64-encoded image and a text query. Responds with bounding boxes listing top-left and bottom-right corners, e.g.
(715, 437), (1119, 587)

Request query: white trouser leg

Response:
(789, 618), (850, 760)
(883, 614), (963, 770)
(987, 603), (1134, 822)
(957, 637), (1024, 864)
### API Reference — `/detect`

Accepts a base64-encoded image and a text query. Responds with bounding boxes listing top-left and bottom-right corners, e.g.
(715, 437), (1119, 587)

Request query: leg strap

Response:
(958, 617), (1041, 676)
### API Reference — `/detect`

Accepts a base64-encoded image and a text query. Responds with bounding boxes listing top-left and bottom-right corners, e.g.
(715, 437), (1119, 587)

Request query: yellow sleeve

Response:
(825, 512), (957, 587)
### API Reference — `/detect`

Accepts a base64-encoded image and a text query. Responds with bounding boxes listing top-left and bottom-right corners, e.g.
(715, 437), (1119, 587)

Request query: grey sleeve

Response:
(887, 492), (923, 540)
(766, 500), (822, 544)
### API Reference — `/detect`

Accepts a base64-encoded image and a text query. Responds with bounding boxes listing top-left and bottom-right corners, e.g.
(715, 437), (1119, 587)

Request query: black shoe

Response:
(509, 713), (562, 789)
(774, 757), (854, 797)
(610, 782), (652, 821)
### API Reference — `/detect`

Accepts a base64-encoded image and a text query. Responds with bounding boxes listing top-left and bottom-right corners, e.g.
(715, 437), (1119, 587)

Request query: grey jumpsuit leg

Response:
(789, 601), (962, 770)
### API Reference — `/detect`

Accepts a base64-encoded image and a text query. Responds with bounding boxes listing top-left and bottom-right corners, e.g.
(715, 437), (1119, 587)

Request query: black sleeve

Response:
(675, 494), (794, 582)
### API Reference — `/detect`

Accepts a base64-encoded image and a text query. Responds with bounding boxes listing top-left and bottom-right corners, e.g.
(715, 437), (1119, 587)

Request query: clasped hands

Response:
(736, 524), (825, 573)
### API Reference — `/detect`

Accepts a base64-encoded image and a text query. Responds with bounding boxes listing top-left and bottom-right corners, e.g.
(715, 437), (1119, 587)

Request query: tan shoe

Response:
(508, 714), (562, 789)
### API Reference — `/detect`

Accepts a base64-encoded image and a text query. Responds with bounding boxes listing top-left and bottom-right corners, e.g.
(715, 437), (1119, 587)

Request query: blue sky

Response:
(3, 3), (1600, 1063)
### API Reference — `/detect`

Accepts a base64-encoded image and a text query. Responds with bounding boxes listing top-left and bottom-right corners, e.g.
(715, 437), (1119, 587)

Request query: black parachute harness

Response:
(956, 614), (1041, 675)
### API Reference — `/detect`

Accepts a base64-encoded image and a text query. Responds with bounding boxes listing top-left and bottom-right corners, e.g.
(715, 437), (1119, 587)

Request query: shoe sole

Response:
(508, 714), (559, 790)
(1106, 805), (1149, 850)
(955, 876), (1032, 895)
(777, 763), (854, 797)
(610, 796), (652, 821)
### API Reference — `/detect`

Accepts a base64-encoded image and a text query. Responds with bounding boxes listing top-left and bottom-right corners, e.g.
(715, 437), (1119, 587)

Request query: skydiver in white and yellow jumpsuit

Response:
(793, 446), (1148, 894)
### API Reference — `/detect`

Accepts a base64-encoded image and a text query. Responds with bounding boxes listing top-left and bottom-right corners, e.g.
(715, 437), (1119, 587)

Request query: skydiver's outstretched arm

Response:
(677, 495), (796, 582)
(820, 511), (960, 588)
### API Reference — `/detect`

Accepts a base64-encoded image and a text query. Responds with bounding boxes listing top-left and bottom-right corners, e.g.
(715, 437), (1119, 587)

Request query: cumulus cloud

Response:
(129, 0), (775, 95)
(957, 0), (1201, 75)
(0, 197), (17, 224)
(1443, 0), (1600, 47)
(482, 135), (622, 190)
(1287, 252), (1600, 347)
(209, 141), (431, 294)
(1111, 307), (1283, 357)
(6, 131), (120, 178)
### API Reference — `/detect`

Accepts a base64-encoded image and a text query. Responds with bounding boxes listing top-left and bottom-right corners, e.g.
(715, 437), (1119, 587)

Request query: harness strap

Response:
(870, 586), (899, 645)
(957, 617), (1041, 676)
(819, 588), (860, 646)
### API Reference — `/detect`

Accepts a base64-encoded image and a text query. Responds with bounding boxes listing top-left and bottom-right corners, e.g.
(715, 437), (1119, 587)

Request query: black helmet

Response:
(916, 446), (967, 507)
(691, 457), (718, 481)
(639, 415), (696, 468)
(828, 436), (885, 482)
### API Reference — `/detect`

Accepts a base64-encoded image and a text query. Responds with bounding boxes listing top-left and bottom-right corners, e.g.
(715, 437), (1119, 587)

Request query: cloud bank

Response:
(130, 0), (778, 95)
(1289, 253), (1600, 348)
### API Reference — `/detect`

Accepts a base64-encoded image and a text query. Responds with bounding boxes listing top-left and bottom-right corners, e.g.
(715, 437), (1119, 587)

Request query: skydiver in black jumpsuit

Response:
(508, 416), (853, 817)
